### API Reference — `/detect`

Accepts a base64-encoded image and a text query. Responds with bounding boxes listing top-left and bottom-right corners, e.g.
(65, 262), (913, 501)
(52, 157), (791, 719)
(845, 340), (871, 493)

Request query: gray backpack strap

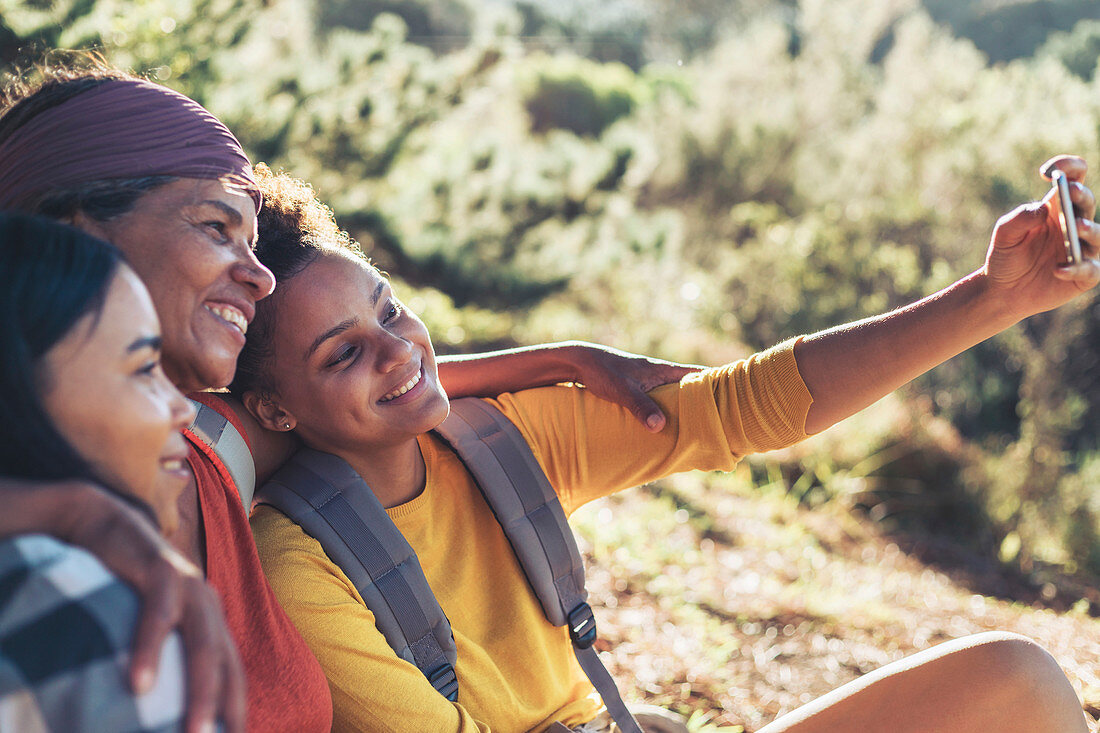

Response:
(187, 398), (256, 510)
(256, 449), (459, 701)
(435, 398), (642, 733)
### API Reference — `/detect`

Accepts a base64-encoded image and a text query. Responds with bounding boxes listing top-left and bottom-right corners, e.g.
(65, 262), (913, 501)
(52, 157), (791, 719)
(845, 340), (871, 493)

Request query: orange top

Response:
(186, 394), (332, 733)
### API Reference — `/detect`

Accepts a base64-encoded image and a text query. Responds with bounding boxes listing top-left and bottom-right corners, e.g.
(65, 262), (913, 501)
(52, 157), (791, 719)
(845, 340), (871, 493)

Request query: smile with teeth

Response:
(161, 458), (185, 471)
(380, 370), (422, 403)
(204, 304), (248, 334)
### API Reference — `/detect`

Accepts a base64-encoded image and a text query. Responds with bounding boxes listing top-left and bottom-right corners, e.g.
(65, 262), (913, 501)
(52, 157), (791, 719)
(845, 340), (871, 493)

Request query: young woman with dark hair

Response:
(0, 212), (206, 732)
(236, 165), (1096, 732)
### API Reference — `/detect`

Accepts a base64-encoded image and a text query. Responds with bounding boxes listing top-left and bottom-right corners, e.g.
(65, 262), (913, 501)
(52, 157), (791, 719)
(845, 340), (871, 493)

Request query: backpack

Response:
(254, 397), (643, 733)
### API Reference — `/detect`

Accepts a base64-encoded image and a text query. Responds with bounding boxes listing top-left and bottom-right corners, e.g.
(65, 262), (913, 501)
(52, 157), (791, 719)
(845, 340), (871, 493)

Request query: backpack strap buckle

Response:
(568, 602), (597, 650)
(427, 662), (459, 701)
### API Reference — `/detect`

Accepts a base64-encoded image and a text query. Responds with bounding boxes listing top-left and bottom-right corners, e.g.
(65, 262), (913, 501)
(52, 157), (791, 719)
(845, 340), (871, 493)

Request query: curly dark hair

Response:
(229, 164), (370, 399)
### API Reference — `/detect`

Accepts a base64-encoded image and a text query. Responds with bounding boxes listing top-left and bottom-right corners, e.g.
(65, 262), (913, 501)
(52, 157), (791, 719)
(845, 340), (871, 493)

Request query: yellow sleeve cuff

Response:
(723, 336), (814, 454)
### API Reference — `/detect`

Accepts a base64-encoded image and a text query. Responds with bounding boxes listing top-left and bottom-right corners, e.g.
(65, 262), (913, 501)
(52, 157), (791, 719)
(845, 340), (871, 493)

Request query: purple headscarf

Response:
(0, 78), (260, 212)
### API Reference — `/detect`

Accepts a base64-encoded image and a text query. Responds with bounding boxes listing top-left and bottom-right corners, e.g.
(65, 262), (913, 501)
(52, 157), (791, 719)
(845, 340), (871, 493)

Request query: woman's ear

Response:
(243, 391), (296, 432)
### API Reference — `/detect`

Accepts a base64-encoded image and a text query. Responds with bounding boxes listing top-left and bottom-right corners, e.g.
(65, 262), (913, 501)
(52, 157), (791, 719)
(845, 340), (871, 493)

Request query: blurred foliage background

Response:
(5, 0), (1100, 595)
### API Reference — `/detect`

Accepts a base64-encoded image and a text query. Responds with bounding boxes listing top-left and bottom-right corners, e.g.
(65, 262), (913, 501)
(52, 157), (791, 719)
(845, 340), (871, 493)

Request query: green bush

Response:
(521, 55), (643, 137)
(1040, 19), (1100, 80)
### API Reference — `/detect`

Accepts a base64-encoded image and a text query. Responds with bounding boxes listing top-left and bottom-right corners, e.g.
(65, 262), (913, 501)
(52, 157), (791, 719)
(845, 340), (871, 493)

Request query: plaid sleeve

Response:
(0, 535), (187, 733)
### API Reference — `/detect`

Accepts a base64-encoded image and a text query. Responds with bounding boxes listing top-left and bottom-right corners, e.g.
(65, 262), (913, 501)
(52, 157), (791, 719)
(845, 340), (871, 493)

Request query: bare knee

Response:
(963, 631), (1067, 688)
(759, 632), (1087, 733)
(956, 632), (1086, 732)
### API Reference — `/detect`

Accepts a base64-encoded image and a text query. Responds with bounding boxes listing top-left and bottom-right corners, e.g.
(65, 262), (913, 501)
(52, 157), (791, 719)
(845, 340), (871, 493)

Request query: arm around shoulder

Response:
(438, 342), (700, 432)
(490, 339), (813, 512)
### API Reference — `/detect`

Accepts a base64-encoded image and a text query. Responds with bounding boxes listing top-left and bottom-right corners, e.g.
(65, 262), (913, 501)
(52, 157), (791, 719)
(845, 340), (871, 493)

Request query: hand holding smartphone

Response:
(1051, 169), (1083, 265)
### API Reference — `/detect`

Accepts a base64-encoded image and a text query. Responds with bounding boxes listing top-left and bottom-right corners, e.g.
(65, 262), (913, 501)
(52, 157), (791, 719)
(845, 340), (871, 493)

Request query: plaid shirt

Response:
(0, 534), (187, 732)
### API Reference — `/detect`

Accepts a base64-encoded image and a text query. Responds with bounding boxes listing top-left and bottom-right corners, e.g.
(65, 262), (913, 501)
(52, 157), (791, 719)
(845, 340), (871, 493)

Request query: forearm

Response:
(796, 270), (1019, 434)
(437, 342), (590, 398)
(0, 477), (98, 541)
(0, 477), (199, 614)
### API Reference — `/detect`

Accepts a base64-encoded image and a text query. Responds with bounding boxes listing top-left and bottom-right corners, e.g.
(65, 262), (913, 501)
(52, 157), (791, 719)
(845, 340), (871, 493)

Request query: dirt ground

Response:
(577, 482), (1100, 732)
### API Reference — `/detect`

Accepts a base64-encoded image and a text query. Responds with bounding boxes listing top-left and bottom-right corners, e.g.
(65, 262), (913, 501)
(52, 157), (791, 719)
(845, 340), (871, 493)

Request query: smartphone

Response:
(1051, 169), (1082, 265)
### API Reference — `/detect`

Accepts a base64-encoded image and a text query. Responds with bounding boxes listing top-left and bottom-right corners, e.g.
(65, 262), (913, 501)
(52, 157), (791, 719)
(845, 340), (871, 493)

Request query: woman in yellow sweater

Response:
(234, 161), (1098, 733)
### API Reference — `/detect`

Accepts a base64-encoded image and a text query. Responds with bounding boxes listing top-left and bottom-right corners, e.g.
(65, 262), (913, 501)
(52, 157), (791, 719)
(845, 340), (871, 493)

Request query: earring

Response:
(284, 423), (291, 429)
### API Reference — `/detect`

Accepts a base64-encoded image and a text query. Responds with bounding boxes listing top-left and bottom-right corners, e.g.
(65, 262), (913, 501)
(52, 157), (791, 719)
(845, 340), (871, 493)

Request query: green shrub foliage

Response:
(5, 0), (1100, 580)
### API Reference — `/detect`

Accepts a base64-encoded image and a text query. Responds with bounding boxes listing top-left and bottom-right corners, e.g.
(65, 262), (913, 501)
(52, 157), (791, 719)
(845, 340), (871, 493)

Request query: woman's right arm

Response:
(796, 156), (1098, 434)
(438, 343), (701, 433)
(0, 477), (246, 733)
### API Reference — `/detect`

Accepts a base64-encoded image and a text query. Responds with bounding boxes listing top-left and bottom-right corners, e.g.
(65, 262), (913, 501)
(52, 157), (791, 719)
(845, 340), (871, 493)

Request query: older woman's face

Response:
(82, 178), (276, 392)
(40, 265), (195, 533)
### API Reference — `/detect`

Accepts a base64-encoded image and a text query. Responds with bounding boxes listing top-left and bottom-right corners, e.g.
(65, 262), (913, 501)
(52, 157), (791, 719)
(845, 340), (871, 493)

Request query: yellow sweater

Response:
(250, 340), (813, 733)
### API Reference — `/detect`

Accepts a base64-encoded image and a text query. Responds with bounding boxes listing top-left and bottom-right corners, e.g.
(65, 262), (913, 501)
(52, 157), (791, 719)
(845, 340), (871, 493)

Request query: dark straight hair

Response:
(0, 212), (123, 482)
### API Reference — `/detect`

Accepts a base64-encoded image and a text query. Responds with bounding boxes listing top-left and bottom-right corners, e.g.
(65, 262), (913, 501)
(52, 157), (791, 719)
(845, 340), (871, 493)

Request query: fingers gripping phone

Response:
(1051, 169), (1083, 265)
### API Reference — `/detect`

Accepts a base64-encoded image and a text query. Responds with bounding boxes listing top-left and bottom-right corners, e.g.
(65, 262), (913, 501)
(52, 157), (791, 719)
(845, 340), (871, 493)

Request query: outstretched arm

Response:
(437, 342), (701, 432)
(797, 155), (1100, 434)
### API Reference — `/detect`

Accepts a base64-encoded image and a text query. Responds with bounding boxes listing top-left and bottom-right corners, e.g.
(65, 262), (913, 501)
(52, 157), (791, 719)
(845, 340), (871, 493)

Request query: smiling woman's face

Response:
(257, 251), (449, 455)
(38, 265), (196, 533)
(82, 178), (276, 393)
